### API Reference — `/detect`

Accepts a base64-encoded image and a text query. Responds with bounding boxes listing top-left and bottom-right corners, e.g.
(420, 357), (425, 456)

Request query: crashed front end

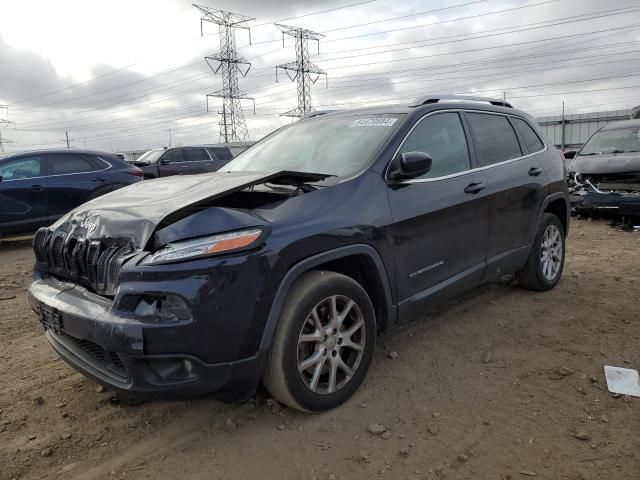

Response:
(568, 165), (640, 218)
(27, 171), (310, 399)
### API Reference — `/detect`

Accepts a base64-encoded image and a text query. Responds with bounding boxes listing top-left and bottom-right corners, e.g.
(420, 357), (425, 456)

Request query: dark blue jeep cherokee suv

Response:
(28, 96), (569, 411)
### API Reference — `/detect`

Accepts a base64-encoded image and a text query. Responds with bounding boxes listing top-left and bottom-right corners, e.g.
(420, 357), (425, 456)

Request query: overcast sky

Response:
(1, 0), (639, 152)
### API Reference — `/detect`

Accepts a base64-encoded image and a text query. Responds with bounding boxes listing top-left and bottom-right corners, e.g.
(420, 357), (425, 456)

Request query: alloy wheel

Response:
(296, 295), (366, 395)
(540, 224), (562, 281)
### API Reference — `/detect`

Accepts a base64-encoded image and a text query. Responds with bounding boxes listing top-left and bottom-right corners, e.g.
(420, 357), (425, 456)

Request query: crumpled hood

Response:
(571, 152), (640, 174)
(50, 171), (288, 249)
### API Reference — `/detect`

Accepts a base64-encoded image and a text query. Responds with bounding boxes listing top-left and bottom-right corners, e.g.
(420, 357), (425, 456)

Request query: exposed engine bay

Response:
(32, 171), (331, 297)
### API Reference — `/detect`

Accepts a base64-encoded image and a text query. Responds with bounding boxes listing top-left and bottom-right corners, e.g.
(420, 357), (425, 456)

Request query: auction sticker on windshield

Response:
(350, 118), (398, 127)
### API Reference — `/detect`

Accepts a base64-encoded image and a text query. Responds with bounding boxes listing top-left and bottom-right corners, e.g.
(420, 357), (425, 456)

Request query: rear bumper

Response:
(570, 191), (640, 216)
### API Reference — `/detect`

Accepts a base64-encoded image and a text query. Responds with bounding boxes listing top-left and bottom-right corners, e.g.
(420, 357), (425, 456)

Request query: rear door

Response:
(464, 112), (547, 279)
(385, 111), (490, 318)
(45, 153), (108, 222)
(0, 154), (48, 235)
(182, 147), (215, 174)
(158, 148), (185, 176)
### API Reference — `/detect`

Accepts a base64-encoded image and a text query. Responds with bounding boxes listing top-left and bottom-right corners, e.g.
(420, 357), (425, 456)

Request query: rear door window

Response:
(48, 153), (99, 175)
(511, 117), (544, 154)
(0, 156), (43, 180)
(182, 148), (209, 162)
(466, 113), (522, 167)
(398, 112), (471, 179)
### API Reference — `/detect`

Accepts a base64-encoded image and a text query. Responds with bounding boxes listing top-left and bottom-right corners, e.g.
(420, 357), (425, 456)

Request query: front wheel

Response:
(516, 213), (565, 291)
(263, 271), (376, 412)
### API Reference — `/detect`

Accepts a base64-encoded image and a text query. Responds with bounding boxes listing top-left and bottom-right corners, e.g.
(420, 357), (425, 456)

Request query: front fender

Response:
(258, 244), (395, 353)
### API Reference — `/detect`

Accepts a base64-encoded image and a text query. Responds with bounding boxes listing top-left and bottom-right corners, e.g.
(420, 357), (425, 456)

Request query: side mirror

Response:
(389, 151), (432, 180)
(159, 158), (171, 165)
(563, 150), (577, 160)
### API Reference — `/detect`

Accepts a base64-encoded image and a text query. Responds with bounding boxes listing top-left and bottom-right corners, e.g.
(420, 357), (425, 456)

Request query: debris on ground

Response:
(575, 431), (591, 441)
(604, 366), (640, 398)
(367, 423), (386, 435)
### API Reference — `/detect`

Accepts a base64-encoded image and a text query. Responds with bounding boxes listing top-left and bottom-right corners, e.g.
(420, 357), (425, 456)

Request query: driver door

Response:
(385, 111), (490, 319)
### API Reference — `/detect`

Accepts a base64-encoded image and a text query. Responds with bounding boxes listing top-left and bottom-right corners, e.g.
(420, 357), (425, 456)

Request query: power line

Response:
(251, 0), (379, 28)
(315, 16), (640, 68)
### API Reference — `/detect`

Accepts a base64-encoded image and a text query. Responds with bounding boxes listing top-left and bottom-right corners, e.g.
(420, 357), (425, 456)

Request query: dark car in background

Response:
(0, 149), (142, 237)
(129, 145), (234, 179)
(567, 119), (640, 217)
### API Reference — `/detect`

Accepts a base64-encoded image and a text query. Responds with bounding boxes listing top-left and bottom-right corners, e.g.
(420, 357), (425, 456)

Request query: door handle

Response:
(92, 178), (106, 182)
(31, 185), (45, 192)
(464, 182), (487, 194)
(528, 167), (543, 177)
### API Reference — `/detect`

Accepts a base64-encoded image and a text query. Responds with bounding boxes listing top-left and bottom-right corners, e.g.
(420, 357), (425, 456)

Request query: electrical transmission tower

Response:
(0, 106), (16, 153)
(194, 4), (255, 144)
(275, 24), (327, 118)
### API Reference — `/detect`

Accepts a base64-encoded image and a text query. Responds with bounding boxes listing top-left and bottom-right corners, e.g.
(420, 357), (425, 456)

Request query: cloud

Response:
(1, 0), (639, 152)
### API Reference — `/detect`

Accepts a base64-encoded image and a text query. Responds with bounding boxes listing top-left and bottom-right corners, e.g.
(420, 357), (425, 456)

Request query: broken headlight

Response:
(141, 229), (263, 265)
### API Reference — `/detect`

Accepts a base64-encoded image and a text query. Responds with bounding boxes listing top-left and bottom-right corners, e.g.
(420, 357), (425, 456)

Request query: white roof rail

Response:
(410, 94), (513, 109)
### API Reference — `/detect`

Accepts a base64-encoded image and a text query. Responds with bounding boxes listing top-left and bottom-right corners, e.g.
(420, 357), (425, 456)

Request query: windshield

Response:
(136, 149), (165, 163)
(224, 114), (404, 178)
(580, 126), (640, 155)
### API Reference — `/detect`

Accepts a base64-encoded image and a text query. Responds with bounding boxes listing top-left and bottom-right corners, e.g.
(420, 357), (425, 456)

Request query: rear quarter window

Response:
(466, 113), (522, 167)
(511, 117), (545, 154)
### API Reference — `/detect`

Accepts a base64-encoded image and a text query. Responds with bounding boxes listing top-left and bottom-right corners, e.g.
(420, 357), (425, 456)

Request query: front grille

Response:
(51, 236), (64, 268)
(60, 331), (128, 379)
(33, 229), (49, 264)
(34, 227), (137, 297)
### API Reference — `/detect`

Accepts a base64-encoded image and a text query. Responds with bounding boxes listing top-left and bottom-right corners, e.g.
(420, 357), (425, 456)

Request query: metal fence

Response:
(535, 108), (635, 150)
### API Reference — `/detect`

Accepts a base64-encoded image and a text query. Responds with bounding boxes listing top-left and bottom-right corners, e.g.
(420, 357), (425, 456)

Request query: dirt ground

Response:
(1, 218), (638, 480)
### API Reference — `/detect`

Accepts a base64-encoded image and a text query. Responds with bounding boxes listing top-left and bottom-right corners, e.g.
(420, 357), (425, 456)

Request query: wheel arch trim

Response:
(539, 192), (570, 236)
(259, 244), (395, 353)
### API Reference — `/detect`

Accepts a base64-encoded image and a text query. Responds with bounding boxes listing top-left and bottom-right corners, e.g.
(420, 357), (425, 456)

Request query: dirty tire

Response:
(263, 270), (376, 412)
(517, 213), (565, 291)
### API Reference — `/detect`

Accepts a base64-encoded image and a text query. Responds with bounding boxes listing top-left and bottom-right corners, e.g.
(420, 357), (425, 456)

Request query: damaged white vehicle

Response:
(567, 119), (640, 218)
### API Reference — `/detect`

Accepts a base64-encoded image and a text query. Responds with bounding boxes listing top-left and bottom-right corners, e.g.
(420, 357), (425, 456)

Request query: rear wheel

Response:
(263, 271), (376, 412)
(516, 213), (565, 291)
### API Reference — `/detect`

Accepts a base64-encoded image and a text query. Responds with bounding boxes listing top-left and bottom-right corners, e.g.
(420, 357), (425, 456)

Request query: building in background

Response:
(536, 106), (638, 150)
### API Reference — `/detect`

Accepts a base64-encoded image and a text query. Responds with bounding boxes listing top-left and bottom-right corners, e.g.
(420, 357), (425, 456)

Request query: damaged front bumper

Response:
(569, 174), (640, 216)
(27, 251), (275, 400)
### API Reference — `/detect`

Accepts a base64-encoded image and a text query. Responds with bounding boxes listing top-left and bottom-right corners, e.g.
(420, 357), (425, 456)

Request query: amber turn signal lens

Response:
(206, 231), (261, 254)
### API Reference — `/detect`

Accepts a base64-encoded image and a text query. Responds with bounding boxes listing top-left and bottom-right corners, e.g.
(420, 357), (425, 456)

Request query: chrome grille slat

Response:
(34, 228), (134, 297)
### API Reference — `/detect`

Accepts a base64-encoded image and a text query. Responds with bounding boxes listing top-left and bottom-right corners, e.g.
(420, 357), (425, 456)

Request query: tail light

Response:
(128, 167), (144, 177)
(559, 150), (565, 161)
